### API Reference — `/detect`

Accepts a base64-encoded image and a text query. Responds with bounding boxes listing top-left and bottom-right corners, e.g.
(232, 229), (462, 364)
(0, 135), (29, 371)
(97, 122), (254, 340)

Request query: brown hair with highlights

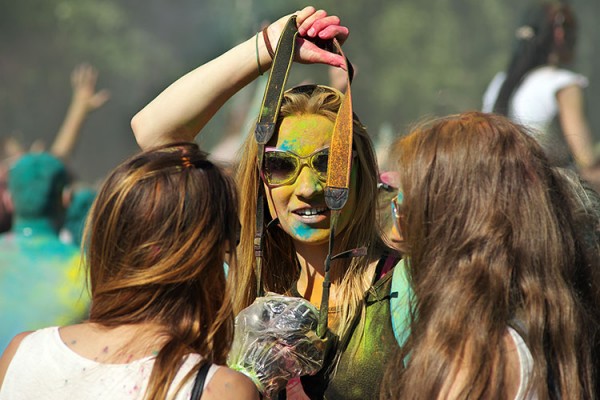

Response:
(83, 142), (239, 399)
(381, 112), (599, 399)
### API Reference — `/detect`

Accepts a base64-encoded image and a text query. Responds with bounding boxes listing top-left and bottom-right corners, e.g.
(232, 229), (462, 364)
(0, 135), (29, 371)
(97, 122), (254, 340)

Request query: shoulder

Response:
(0, 331), (33, 387)
(388, 258), (412, 347)
(202, 367), (259, 400)
(539, 67), (589, 92)
(437, 331), (523, 400)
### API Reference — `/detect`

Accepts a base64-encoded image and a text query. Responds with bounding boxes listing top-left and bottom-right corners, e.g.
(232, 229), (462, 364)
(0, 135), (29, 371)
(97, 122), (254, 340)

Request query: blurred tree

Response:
(1, 0), (597, 182)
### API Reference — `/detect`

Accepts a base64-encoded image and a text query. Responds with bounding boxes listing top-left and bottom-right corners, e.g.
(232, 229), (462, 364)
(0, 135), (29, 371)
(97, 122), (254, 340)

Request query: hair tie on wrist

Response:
(255, 32), (264, 76)
(262, 26), (275, 60)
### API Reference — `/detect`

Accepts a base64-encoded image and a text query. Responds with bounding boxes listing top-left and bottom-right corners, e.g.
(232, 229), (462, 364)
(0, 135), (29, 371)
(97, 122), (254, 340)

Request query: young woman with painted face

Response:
(132, 7), (408, 399)
(380, 112), (600, 400)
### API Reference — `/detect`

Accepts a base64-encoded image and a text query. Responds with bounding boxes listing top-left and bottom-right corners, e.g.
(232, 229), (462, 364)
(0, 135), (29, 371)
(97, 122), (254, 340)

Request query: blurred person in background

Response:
(482, 1), (600, 190)
(0, 152), (89, 353)
(60, 186), (97, 247)
(0, 63), (108, 235)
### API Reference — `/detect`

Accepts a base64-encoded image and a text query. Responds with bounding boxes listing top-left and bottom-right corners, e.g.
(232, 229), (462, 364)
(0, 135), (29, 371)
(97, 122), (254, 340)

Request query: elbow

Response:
(130, 112), (152, 150)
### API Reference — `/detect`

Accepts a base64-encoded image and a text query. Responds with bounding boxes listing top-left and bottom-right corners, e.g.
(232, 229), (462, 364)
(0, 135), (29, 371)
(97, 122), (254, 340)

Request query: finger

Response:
(297, 38), (346, 69)
(83, 67), (99, 86)
(297, 9), (327, 37)
(317, 25), (349, 46)
(72, 64), (84, 86)
(307, 15), (340, 36)
(80, 63), (93, 80)
(90, 90), (110, 109)
(294, 6), (317, 31)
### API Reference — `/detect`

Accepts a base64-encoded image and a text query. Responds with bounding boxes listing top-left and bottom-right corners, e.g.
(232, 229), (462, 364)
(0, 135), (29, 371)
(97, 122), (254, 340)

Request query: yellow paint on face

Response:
(264, 114), (358, 247)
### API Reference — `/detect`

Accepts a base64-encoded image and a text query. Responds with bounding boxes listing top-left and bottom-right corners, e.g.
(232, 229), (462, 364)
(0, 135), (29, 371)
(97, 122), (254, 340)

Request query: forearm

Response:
(51, 101), (89, 159)
(563, 127), (596, 169)
(131, 34), (271, 150)
(131, 6), (350, 150)
(558, 85), (597, 168)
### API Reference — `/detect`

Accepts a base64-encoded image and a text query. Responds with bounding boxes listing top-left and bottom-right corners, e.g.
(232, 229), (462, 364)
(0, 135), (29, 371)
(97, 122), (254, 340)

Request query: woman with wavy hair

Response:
(0, 143), (258, 400)
(132, 7), (408, 399)
(380, 111), (600, 399)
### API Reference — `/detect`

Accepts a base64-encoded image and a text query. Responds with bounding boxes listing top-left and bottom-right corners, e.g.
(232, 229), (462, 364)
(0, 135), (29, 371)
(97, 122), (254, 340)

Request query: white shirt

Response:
(0, 327), (219, 400)
(482, 66), (588, 134)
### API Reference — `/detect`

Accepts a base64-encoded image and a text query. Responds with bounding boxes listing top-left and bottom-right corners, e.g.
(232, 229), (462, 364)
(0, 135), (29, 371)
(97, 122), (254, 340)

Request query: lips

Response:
(292, 206), (330, 224)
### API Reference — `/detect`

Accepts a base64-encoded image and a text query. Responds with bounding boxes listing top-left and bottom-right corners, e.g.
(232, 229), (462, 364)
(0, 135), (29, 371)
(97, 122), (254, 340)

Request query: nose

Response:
(294, 165), (324, 198)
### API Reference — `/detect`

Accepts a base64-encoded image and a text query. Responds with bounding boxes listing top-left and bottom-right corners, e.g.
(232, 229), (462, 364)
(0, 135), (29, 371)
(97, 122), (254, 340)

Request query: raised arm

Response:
(51, 64), (110, 159)
(557, 84), (596, 169)
(130, 6), (349, 150)
(556, 84), (600, 191)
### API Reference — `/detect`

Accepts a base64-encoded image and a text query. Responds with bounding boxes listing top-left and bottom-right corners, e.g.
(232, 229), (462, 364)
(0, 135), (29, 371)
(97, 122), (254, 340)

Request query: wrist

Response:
(67, 101), (90, 115)
(254, 28), (274, 76)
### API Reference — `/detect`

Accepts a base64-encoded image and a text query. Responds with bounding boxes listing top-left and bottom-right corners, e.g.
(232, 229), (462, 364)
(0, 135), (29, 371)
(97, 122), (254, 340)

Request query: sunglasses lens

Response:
(312, 150), (329, 180)
(264, 153), (297, 184)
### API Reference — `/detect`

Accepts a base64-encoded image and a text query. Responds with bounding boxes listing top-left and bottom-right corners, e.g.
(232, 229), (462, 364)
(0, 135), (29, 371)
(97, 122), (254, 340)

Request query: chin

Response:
(286, 227), (331, 246)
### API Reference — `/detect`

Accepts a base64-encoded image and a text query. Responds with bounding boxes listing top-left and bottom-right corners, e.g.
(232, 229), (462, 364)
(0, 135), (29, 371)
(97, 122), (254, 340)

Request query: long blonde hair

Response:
(84, 142), (239, 399)
(232, 85), (386, 338)
(381, 112), (599, 399)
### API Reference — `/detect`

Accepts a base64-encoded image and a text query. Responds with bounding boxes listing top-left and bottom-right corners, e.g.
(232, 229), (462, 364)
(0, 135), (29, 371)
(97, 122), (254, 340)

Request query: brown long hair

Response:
(381, 112), (599, 399)
(232, 85), (386, 338)
(83, 142), (239, 399)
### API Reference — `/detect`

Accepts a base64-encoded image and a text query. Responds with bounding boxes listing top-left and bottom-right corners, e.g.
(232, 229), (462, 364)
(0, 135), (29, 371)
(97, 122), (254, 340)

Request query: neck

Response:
(294, 241), (329, 275)
(294, 240), (347, 307)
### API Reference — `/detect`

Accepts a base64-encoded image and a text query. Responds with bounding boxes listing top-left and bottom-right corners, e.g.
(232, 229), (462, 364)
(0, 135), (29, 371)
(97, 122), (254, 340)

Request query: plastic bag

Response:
(228, 293), (325, 399)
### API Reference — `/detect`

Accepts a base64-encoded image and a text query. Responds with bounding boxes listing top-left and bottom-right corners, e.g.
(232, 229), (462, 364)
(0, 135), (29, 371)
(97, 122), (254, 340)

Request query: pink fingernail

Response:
(308, 28), (315, 36)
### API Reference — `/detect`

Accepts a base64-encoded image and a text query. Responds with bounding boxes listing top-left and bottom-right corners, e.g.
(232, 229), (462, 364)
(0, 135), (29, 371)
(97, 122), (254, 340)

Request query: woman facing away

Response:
(482, 1), (599, 180)
(0, 143), (258, 400)
(132, 7), (409, 399)
(380, 111), (600, 399)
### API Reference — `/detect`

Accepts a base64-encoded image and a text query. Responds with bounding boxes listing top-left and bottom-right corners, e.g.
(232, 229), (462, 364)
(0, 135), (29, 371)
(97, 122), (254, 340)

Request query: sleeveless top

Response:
(0, 327), (219, 400)
(482, 66), (589, 166)
(284, 256), (407, 400)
